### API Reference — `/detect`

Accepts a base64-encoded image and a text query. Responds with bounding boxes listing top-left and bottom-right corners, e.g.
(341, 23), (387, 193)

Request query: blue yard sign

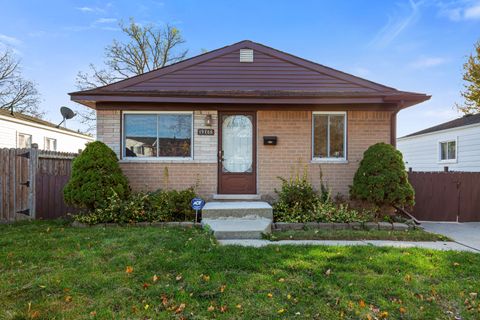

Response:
(191, 198), (205, 210)
(191, 198), (205, 224)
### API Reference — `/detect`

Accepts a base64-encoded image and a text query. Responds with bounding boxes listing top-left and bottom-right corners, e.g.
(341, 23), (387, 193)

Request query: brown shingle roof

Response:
(70, 40), (430, 109)
(403, 113), (480, 138)
(0, 108), (92, 137)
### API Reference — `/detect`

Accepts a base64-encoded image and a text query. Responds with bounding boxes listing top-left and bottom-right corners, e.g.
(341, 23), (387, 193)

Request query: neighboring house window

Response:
(439, 140), (456, 161)
(18, 133), (32, 148)
(45, 137), (57, 151)
(312, 112), (347, 160)
(123, 112), (193, 158)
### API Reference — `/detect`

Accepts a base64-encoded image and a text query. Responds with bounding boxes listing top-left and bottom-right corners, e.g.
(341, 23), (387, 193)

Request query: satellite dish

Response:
(57, 106), (76, 128)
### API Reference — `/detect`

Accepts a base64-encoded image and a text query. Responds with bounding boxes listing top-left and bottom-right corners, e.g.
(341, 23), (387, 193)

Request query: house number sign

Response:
(197, 128), (215, 135)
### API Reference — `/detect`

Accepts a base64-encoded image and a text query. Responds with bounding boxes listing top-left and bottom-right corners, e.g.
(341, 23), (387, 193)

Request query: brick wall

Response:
(257, 110), (392, 199)
(97, 110), (121, 156)
(96, 109), (391, 199)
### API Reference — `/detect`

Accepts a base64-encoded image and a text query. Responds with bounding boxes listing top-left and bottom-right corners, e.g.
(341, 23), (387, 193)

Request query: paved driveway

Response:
(422, 222), (480, 251)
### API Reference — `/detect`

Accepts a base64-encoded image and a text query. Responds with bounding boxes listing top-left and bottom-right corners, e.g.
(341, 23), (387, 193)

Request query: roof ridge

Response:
(70, 39), (398, 95)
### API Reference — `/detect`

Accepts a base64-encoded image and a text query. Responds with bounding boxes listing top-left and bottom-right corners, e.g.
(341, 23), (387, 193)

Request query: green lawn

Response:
(1, 221), (479, 319)
(268, 228), (451, 241)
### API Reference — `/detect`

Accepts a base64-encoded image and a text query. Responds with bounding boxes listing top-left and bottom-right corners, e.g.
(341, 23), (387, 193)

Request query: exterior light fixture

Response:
(205, 114), (213, 126)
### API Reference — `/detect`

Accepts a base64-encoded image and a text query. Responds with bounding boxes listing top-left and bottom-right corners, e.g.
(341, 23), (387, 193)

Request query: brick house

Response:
(70, 40), (429, 201)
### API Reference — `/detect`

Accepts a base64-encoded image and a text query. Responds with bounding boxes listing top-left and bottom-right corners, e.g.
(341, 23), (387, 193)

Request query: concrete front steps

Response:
(201, 201), (273, 239)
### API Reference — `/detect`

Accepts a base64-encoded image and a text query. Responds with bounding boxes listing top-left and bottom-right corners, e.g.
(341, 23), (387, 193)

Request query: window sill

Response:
(437, 160), (457, 164)
(120, 157), (195, 164)
(310, 159), (348, 164)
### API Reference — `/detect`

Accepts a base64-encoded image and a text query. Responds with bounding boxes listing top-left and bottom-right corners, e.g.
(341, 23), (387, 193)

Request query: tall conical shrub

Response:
(350, 142), (414, 208)
(64, 141), (129, 210)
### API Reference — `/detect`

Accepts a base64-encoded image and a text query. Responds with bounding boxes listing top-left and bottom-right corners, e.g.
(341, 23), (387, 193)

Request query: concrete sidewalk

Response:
(218, 239), (478, 252)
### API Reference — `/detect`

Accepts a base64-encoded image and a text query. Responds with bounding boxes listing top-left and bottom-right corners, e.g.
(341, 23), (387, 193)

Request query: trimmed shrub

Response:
(64, 141), (129, 210)
(273, 171), (321, 221)
(350, 142), (414, 208)
(272, 170), (372, 223)
(149, 187), (197, 222)
(72, 187), (198, 225)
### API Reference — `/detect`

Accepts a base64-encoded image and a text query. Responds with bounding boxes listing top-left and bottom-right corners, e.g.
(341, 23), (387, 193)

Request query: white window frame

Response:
(438, 138), (457, 164)
(311, 111), (347, 162)
(122, 111), (194, 161)
(44, 137), (57, 151)
(17, 132), (32, 148)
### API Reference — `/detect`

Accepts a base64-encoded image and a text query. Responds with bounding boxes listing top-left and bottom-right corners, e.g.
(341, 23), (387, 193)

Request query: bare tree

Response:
(76, 18), (188, 132)
(0, 50), (42, 117)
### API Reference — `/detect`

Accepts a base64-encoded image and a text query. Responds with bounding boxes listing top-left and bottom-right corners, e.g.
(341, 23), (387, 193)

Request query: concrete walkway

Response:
(422, 222), (480, 251)
(218, 239), (478, 252)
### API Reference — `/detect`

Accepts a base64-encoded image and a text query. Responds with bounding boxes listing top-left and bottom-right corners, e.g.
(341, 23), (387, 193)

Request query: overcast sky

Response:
(1, 0), (479, 136)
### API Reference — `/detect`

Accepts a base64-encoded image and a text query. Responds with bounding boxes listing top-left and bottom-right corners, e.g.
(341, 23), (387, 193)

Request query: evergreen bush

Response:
(350, 142), (414, 208)
(64, 141), (129, 210)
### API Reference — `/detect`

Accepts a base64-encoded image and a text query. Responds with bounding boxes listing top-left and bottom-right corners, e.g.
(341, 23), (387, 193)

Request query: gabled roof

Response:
(401, 113), (480, 138)
(70, 40), (430, 108)
(0, 108), (93, 138)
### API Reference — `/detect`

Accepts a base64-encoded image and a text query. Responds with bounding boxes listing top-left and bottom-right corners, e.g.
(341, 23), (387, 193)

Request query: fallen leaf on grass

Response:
(380, 311), (389, 318)
(161, 294), (168, 306)
(278, 308), (285, 314)
(202, 274), (210, 282)
(219, 285), (226, 293)
(153, 275), (159, 282)
(267, 293), (273, 298)
(359, 300), (366, 308)
(220, 305), (228, 313)
(144, 304), (149, 310)
(89, 311), (97, 316)
(143, 283), (150, 289)
(176, 275), (183, 281)
(278, 278), (285, 282)
(207, 305), (215, 312)
(30, 310), (40, 319)
(470, 292), (478, 299)
(405, 274), (412, 282)
(453, 262), (460, 266)
(236, 304), (242, 309)
(399, 307), (406, 314)
(175, 303), (186, 313)
(325, 269), (331, 276)
(125, 266), (133, 274)
(64, 296), (72, 303)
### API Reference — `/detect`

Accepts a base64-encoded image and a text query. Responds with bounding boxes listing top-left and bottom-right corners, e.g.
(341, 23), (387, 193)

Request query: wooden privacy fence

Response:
(408, 171), (480, 222)
(0, 147), (77, 222)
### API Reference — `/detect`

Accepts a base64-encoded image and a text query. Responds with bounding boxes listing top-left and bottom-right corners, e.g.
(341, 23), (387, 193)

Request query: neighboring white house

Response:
(397, 113), (480, 172)
(0, 109), (94, 152)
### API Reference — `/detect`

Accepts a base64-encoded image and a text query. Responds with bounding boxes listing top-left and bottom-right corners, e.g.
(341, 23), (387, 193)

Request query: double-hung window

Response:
(312, 112), (347, 161)
(123, 112), (193, 159)
(45, 137), (57, 151)
(18, 133), (32, 148)
(439, 140), (456, 162)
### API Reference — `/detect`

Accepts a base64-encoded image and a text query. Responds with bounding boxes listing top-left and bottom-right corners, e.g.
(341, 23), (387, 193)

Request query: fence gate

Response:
(1, 147), (76, 222)
(0, 148), (37, 221)
(408, 172), (480, 222)
(35, 151), (77, 219)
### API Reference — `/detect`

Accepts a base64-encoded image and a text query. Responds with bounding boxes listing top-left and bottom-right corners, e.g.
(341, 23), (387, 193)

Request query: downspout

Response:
(390, 100), (404, 148)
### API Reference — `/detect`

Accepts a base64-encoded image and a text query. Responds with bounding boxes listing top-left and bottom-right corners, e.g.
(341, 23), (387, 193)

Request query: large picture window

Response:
(312, 112), (346, 160)
(124, 112), (193, 158)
